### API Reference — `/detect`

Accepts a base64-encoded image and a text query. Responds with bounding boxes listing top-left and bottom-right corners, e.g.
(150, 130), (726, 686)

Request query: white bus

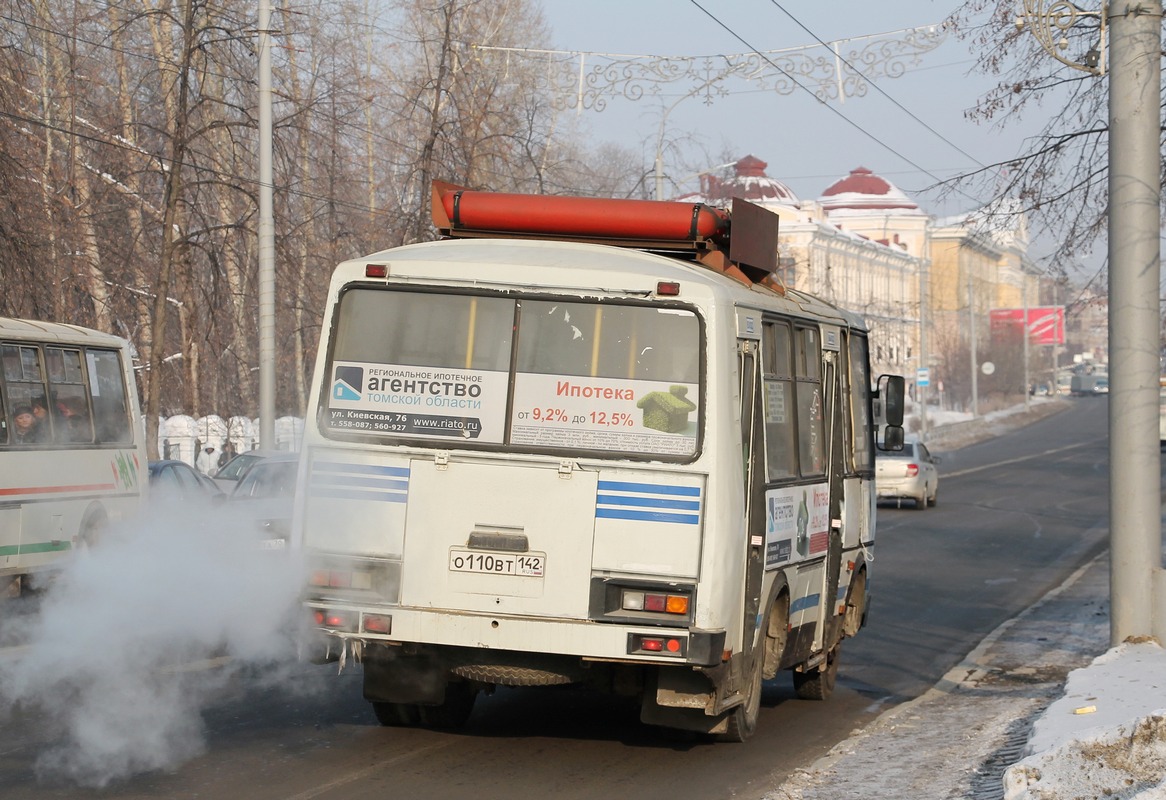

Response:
(0, 318), (147, 592)
(297, 185), (904, 740)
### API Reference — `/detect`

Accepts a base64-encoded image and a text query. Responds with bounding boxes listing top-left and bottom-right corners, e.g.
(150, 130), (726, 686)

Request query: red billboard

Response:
(989, 307), (1065, 345)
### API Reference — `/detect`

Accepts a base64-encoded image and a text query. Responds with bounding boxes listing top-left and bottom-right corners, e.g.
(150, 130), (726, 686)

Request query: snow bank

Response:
(1003, 641), (1166, 799)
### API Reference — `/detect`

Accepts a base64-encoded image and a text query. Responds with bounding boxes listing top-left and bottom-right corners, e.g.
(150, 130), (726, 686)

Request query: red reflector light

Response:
(323, 611), (354, 630)
(312, 610), (325, 625)
(362, 614), (391, 634)
(365, 264), (388, 278)
(666, 639), (681, 653)
(644, 594), (667, 612)
(906, 464), (919, 477)
(640, 638), (664, 651)
(656, 281), (680, 296)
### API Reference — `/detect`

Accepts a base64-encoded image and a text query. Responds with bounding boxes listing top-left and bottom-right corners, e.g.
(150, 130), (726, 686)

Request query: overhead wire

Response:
(685, 0), (992, 209)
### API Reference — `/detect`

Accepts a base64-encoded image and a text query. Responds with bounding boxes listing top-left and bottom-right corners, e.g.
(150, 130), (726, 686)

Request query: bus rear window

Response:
(324, 289), (701, 458)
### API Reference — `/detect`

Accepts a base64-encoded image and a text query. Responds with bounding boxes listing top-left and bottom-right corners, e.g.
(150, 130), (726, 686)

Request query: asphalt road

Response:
(0, 399), (1114, 800)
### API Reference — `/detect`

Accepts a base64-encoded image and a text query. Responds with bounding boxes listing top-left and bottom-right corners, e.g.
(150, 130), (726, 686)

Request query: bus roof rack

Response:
(431, 181), (781, 289)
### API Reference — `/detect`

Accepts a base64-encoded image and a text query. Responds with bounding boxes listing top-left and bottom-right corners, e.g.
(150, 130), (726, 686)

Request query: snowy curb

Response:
(1002, 641), (1166, 800)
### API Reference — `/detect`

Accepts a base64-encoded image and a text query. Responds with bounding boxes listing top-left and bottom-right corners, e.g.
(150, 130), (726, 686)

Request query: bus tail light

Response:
(362, 614), (392, 634)
(628, 633), (687, 657)
(309, 569), (373, 590)
(621, 590), (689, 615)
(590, 579), (695, 626)
(315, 609), (356, 632)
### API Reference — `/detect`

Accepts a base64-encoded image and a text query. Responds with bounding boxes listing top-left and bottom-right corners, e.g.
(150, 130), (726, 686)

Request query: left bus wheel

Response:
(718, 652), (763, 743)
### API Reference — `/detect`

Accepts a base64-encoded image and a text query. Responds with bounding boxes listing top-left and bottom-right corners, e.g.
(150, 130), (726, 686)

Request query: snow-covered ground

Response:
(769, 398), (1166, 800)
(1005, 640), (1166, 799)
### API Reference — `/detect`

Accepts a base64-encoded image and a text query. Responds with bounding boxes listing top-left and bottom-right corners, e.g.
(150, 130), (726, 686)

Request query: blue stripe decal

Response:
(791, 593), (821, 614)
(309, 487), (408, 503)
(595, 480), (702, 525)
(597, 480), (700, 497)
(311, 475), (409, 492)
(313, 462), (410, 478)
(308, 462), (410, 503)
(595, 508), (700, 524)
(595, 493), (701, 511)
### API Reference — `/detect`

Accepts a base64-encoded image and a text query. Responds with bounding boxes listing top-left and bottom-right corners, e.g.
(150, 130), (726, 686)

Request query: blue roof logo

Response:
(332, 366), (363, 402)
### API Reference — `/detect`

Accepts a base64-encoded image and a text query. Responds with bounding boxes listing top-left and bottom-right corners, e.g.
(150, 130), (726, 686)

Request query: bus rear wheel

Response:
(793, 645), (839, 701)
(718, 650), (764, 742)
(418, 682), (477, 729)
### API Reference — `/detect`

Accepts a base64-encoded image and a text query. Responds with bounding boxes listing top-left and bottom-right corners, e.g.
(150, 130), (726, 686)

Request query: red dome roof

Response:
(819, 167), (921, 212)
(675, 155), (799, 208)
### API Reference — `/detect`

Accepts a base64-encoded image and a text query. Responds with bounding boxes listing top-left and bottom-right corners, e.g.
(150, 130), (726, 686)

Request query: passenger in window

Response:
(12, 406), (44, 444)
(55, 398), (91, 442)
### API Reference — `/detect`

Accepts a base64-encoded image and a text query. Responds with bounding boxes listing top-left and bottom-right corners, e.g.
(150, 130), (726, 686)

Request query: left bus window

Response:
(2, 344), (51, 444)
(327, 289), (516, 443)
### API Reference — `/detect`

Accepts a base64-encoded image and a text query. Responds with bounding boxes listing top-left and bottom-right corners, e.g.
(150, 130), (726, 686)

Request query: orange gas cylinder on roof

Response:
(432, 181), (729, 242)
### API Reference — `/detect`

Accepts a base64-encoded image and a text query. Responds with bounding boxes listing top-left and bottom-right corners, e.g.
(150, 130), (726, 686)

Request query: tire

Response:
(418, 682), (477, 729)
(793, 645), (839, 701)
(77, 508), (109, 551)
(916, 488), (928, 510)
(930, 488), (939, 507)
(718, 650), (763, 743)
(842, 571), (866, 638)
(372, 701), (420, 727)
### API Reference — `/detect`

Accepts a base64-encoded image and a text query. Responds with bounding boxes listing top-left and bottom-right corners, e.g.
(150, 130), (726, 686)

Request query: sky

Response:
(537, 1), (1084, 262)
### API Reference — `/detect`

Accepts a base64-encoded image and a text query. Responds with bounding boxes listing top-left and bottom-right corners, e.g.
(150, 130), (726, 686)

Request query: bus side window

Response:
(2, 344), (52, 445)
(46, 348), (93, 444)
(762, 321), (798, 480)
(86, 350), (132, 443)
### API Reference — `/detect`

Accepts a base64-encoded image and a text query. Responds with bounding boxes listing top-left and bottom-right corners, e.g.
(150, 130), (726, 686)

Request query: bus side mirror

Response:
(879, 424), (905, 452)
(875, 374), (905, 427)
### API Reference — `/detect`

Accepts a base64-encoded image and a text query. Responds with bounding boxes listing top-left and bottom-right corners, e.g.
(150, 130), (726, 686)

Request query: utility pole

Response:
(1106, 2), (1163, 644)
(257, 0), (275, 449)
(1020, 0), (1164, 645)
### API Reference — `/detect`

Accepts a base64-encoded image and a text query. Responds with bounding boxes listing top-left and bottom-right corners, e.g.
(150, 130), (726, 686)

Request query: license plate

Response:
(448, 549), (545, 577)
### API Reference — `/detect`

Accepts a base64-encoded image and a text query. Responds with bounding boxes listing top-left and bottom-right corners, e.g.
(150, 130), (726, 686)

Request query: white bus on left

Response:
(0, 317), (147, 593)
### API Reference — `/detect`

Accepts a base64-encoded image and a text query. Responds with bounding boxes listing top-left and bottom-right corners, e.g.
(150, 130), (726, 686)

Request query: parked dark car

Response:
(225, 452), (299, 549)
(148, 459), (224, 503)
(210, 448), (285, 491)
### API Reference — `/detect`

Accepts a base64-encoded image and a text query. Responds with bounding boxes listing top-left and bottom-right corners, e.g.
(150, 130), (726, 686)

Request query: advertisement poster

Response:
(327, 360), (509, 443)
(509, 373), (698, 456)
(764, 482), (830, 569)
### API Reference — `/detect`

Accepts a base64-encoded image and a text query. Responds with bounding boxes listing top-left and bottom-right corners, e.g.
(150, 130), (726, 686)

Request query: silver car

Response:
(875, 441), (939, 509)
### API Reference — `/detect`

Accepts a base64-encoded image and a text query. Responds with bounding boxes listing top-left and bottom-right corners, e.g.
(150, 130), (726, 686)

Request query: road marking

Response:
(941, 438), (1105, 479)
(283, 739), (462, 800)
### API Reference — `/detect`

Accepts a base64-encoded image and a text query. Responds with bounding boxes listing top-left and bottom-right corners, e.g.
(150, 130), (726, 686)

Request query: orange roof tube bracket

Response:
(430, 181), (778, 286)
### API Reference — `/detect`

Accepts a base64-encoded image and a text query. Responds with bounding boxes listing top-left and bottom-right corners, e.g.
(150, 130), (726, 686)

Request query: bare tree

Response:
(943, 3), (1128, 268)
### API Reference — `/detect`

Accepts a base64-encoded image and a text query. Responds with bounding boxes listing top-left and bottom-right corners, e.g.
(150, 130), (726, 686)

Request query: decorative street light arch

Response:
(473, 24), (948, 198)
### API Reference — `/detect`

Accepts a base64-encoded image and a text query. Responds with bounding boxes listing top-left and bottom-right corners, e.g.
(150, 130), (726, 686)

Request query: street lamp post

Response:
(1105, 3), (1163, 645)
(257, 1), (275, 449)
(1019, 1), (1164, 645)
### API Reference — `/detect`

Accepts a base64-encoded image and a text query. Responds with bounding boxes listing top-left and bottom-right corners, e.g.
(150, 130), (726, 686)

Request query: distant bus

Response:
(0, 318), (147, 592)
